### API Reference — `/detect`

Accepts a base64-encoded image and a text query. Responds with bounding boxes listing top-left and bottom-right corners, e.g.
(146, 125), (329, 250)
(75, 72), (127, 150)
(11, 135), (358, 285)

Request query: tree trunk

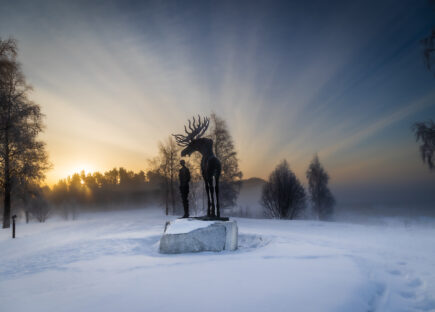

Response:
(3, 186), (11, 228)
(170, 178), (175, 215)
(289, 205), (297, 220)
(2, 135), (11, 229)
(3, 160), (11, 229)
(165, 178), (169, 216)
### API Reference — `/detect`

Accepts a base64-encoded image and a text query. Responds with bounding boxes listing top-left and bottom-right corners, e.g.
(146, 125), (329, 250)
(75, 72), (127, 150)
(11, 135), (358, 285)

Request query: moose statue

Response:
(173, 115), (225, 219)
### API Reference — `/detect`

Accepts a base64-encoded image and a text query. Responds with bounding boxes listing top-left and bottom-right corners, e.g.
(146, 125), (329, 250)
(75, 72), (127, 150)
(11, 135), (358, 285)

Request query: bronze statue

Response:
(173, 116), (223, 219)
(179, 159), (191, 218)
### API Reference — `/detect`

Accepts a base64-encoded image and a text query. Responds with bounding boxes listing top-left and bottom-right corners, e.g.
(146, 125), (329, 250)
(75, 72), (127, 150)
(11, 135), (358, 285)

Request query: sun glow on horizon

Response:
(45, 162), (155, 187)
(53, 163), (98, 182)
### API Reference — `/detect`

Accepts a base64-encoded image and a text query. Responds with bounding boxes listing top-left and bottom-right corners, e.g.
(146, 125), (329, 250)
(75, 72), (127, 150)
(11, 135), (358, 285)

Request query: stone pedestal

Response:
(159, 218), (238, 254)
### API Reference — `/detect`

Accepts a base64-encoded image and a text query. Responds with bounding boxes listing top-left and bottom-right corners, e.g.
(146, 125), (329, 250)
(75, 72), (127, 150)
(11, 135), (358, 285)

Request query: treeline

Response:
(0, 167), (169, 223)
(12, 154), (337, 223)
(13, 165), (191, 222)
(47, 168), (165, 218)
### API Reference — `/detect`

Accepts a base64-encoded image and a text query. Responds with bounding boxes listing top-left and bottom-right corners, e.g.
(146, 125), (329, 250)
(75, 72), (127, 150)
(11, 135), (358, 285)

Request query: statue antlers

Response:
(173, 115), (209, 146)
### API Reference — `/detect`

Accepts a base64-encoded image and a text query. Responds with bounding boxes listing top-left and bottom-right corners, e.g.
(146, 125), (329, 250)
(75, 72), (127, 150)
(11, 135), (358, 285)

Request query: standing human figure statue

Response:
(173, 115), (222, 218)
(179, 159), (191, 218)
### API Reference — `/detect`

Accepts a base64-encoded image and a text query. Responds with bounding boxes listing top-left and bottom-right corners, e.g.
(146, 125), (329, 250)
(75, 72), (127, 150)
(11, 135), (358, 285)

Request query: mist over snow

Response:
(236, 177), (266, 217)
(1, 208), (435, 312)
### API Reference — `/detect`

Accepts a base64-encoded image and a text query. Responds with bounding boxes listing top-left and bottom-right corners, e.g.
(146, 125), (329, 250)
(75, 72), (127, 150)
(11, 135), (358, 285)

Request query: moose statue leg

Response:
(205, 180), (211, 216)
(209, 178), (216, 217)
(215, 176), (220, 218)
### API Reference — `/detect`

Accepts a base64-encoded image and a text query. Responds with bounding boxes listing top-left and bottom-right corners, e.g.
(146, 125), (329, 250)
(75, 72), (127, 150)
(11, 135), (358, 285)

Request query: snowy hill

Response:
(1, 208), (435, 312)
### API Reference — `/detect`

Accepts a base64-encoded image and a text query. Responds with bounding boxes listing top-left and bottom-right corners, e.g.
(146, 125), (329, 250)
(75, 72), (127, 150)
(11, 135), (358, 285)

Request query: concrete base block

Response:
(159, 218), (238, 254)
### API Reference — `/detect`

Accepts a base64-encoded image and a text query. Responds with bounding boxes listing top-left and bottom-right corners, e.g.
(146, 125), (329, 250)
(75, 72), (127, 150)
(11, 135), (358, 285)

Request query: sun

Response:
(67, 163), (96, 176)
(47, 163), (99, 185)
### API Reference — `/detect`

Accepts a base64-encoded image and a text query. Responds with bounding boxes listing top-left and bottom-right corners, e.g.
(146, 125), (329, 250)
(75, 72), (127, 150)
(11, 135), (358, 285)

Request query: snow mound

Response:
(164, 219), (214, 234)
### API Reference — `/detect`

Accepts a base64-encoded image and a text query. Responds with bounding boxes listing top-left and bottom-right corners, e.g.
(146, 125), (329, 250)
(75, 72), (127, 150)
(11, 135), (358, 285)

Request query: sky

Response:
(0, 0), (434, 206)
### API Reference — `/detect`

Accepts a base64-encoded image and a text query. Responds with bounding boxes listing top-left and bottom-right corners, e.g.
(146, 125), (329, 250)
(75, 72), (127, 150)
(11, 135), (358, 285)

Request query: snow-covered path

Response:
(1, 209), (434, 312)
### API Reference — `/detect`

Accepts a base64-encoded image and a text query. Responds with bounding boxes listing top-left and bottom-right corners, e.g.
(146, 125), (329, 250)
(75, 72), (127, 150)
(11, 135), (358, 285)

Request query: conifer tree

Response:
(306, 155), (335, 220)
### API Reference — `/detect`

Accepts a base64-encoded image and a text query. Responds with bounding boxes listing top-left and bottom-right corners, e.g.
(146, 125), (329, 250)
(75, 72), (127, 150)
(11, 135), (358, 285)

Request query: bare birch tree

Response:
(157, 136), (180, 215)
(0, 38), (50, 228)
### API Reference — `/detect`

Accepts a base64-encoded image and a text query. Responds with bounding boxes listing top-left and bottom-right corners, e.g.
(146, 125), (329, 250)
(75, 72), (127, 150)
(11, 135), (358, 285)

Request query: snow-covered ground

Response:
(1, 208), (435, 312)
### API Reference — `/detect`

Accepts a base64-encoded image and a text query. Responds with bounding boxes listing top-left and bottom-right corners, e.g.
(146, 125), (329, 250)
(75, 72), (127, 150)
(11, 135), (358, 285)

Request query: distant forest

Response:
(47, 168), (166, 216)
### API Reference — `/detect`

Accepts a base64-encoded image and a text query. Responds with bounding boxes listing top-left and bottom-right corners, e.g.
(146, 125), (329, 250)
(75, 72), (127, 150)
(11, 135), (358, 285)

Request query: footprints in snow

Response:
(382, 264), (431, 311)
(407, 277), (423, 288)
(387, 269), (402, 276)
(399, 290), (416, 299)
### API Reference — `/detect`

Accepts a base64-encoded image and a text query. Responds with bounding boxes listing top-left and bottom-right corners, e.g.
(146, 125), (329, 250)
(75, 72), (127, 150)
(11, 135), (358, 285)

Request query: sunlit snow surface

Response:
(1, 209), (435, 312)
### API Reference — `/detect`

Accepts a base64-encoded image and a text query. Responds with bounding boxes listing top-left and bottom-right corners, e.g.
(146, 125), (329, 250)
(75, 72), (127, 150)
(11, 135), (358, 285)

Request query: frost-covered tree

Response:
(0, 38), (50, 228)
(26, 185), (51, 223)
(413, 120), (435, 170)
(413, 3), (435, 173)
(208, 113), (242, 210)
(261, 160), (306, 219)
(306, 155), (335, 220)
(156, 136), (180, 215)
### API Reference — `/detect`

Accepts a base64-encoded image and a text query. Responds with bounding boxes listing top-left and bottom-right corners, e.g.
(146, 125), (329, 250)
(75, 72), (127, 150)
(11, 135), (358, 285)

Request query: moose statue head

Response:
(173, 115), (222, 218)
